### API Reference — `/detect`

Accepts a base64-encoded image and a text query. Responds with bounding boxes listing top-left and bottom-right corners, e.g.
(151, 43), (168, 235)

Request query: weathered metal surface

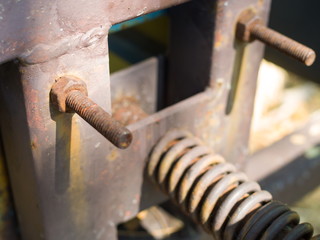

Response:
(109, 1), (272, 236)
(167, 0), (271, 166)
(0, 0), (273, 239)
(0, 0), (189, 64)
(51, 76), (132, 149)
(110, 58), (157, 125)
(110, 58), (158, 115)
(65, 90), (132, 149)
(245, 111), (320, 205)
(50, 76), (88, 113)
(209, 0), (271, 166)
(236, 9), (316, 66)
(112, 97), (148, 126)
(0, 34), (113, 240)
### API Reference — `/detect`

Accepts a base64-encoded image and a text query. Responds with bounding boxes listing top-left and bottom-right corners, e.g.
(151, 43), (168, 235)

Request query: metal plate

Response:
(111, 58), (158, 115)
(0, 0), (189, 64)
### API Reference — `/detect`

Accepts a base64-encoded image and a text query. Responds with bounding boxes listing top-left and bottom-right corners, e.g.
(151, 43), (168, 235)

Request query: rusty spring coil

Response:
(148, 129), (319, 240)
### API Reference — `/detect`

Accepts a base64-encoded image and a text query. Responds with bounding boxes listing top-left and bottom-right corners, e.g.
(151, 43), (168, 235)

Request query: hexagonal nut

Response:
(236, 9), (262, 42)
(50, 76), (88, 112)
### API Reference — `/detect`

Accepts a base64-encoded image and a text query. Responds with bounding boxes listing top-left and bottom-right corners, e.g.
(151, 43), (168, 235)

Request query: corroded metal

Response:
(0, 0), (272, 239)
(6, 0), (319, 239)
(0, 0), (190, 64)
(51, 76), (132, 149)
(66, 91), (132, 149)
(50, 76), (88, 113)
(237, 9), (316, 66)
(148, 129), (318, 240)
(0, 31), (113, 239)
(112, 97), (148, 126)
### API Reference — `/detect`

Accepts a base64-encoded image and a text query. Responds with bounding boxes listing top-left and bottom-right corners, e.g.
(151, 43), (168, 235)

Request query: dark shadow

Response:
(225, 40), (246, 115)
(49, 105), (73, 195)
(109, 28), (166, 65)
(166, 0), (216, 106)
(265, 0), (320, 83)
(119, 194), (202, 240)
(0, 132), (21, 240)
(0, 60), (43, 239)
(259, 144), (320, 205)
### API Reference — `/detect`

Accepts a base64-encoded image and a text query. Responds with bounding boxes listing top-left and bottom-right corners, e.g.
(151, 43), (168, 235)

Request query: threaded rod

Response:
(250, 24), (316, 66)
(66, 90), (132, 149)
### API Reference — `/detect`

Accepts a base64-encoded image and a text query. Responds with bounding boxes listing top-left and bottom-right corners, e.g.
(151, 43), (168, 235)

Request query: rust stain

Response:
(107, 2), (115, 9)
(31, 140), (37, 150)
(23, 84), (47, 132)
(112, 96), (147, 125)
(214, 31), (225, 49)
(106, 149), (119, 162)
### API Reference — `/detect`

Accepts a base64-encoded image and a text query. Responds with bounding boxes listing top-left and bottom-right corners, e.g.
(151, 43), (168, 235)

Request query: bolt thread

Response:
(250, 24), (316, 66)
(66, 90), (132, 149)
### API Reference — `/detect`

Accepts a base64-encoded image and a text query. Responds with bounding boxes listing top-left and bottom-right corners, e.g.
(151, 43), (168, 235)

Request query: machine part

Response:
(0, 0), (190, 64)
(51, 76), (132, 149)
(148, 129), (319, 240)
(0, 0), (282, 239)
(236, 9), (316, 66)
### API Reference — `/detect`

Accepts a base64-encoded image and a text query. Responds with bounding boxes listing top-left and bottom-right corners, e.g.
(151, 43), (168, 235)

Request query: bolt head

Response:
(50, 76), (88, 112)
(236, 9), (261, 42)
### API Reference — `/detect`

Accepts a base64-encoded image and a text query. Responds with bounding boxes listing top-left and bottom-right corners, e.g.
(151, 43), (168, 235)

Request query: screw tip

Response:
(116, 130), (133, 149)
(305, 51), (316, 66)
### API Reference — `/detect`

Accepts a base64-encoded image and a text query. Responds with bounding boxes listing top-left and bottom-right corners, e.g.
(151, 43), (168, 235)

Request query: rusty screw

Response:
(236, 10), (316, 66)
(50, 76), (132, 149)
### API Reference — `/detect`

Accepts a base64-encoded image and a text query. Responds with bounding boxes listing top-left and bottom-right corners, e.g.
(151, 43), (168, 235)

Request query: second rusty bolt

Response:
(50, 76), (132, 149)
(236, 9), (316, 66)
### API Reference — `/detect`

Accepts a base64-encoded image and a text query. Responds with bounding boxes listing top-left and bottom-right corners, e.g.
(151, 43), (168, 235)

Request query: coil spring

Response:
(148, 129), (319, 240)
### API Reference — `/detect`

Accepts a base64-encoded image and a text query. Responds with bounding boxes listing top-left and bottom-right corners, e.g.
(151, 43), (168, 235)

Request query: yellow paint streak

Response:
(69, 118), (87, 230)
(106, 149), (119, 162)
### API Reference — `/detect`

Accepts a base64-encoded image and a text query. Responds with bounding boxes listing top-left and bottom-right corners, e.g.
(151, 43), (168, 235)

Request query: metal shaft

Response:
(65, 90), (132, 149)
(250, 24), (316, 66)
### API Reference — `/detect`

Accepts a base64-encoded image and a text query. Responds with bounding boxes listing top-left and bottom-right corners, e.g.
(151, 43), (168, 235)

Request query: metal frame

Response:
(3, 0), (318, 239)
